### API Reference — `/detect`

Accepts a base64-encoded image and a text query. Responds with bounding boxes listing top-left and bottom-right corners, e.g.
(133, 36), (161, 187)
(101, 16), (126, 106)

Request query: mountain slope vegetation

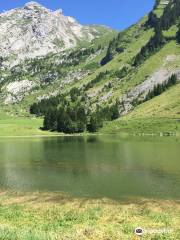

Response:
(0, 0), (180, 135)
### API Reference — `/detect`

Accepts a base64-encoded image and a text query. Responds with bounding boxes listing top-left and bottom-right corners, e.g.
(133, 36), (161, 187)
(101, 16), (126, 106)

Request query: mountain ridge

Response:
(0, 1), (112, 64)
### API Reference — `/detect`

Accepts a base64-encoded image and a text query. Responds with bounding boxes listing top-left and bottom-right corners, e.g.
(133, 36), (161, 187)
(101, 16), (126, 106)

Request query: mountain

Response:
(0, 1), (110, 64)
(0, 0), (180, 135)
(0, 1), (116, 105)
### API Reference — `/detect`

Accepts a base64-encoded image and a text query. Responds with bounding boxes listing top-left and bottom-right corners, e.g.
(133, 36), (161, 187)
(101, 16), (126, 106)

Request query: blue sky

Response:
(0, 0), (155, 30)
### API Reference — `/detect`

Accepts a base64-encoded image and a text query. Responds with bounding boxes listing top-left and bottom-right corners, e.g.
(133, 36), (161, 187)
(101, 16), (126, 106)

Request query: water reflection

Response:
(0, 136), (179, 199)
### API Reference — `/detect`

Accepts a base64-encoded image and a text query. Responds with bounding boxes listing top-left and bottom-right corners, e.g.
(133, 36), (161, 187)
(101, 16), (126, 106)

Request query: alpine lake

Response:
(0, 135), (179, 200)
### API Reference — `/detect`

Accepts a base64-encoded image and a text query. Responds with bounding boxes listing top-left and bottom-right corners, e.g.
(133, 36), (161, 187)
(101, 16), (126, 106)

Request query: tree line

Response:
(30, 87), (120, 134)
(101, 0), (180, 67)
(132, 74), (178, 107)
(83, 71), (110, 91)
(145, 74), (178, 102)
(100, 32), (126, 66)
(134, 0), (180, 66)
(146, 0), (180, 30)
(133, 24), (165, 66)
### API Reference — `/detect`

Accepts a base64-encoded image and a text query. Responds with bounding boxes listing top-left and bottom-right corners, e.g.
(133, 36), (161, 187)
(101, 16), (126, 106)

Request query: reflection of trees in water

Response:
(40, 137), (90, 176)
(0, 139), (40, 190)
(0, 137), (179, 199)
(86, 136), (99, 143)
(0, 141), (8, 188)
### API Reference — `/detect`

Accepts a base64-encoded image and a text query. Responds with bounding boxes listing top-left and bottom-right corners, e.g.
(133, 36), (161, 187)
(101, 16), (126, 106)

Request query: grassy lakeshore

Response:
(0, 191), (179, 240)
(1, 116), (179, 137)
(0, 112), (58, 137)
(0, 111), (180, 137)
(1, 85), (180, 137)
(101, 117), (180, 135)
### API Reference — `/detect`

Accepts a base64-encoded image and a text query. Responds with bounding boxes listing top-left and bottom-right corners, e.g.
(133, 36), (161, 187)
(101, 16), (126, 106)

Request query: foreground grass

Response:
(0, 191), (179, 240)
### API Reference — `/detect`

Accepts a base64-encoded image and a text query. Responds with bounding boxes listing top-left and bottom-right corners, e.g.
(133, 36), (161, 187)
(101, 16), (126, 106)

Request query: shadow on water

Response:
(0, 135), (179, 200)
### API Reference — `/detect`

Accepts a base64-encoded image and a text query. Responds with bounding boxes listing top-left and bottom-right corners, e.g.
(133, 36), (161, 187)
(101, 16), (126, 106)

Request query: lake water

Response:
(0, 135), (179, 200)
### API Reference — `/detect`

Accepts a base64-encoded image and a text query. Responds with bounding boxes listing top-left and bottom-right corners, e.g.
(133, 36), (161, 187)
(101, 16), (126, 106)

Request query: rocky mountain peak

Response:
(23, 1), (50, 13)
(0, 2), (102, 64)
(24, 1), (43, 8)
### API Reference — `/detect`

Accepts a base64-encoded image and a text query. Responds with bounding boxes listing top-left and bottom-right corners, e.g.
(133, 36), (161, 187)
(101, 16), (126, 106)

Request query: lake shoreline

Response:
(0, 131), (179, 138)
(0, 114), (179, 137)
(1, 189), (180, 203)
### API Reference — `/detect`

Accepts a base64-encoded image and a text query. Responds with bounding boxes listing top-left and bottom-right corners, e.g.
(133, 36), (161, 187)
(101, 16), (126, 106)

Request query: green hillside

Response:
(0, 0), (180, 136)
(101, 83), (180, 135)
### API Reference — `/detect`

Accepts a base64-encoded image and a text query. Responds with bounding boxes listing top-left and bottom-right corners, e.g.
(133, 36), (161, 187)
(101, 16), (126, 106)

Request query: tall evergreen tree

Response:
(87, 112), (103, 133)
(176, 24), (180, 44)
(145, 11), (158, 28)
(111, 100), (120, 120)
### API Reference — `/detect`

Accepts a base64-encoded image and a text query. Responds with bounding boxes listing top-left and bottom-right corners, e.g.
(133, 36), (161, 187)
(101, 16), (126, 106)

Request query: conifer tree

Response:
(176, 24), (180, 44)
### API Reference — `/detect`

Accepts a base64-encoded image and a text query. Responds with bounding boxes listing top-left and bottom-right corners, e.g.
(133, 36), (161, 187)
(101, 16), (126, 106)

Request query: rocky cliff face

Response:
(0, 1), (99, 62)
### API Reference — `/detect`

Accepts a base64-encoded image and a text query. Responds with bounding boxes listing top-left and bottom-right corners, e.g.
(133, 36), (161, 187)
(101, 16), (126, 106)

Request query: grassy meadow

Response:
(0, 111), (57, 137)
(0, 191), (179, 240)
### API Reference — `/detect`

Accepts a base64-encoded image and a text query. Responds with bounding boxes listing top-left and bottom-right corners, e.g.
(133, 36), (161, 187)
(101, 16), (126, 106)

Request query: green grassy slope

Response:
(125, 84), (180, 119)
(101, 83), (180, 134)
